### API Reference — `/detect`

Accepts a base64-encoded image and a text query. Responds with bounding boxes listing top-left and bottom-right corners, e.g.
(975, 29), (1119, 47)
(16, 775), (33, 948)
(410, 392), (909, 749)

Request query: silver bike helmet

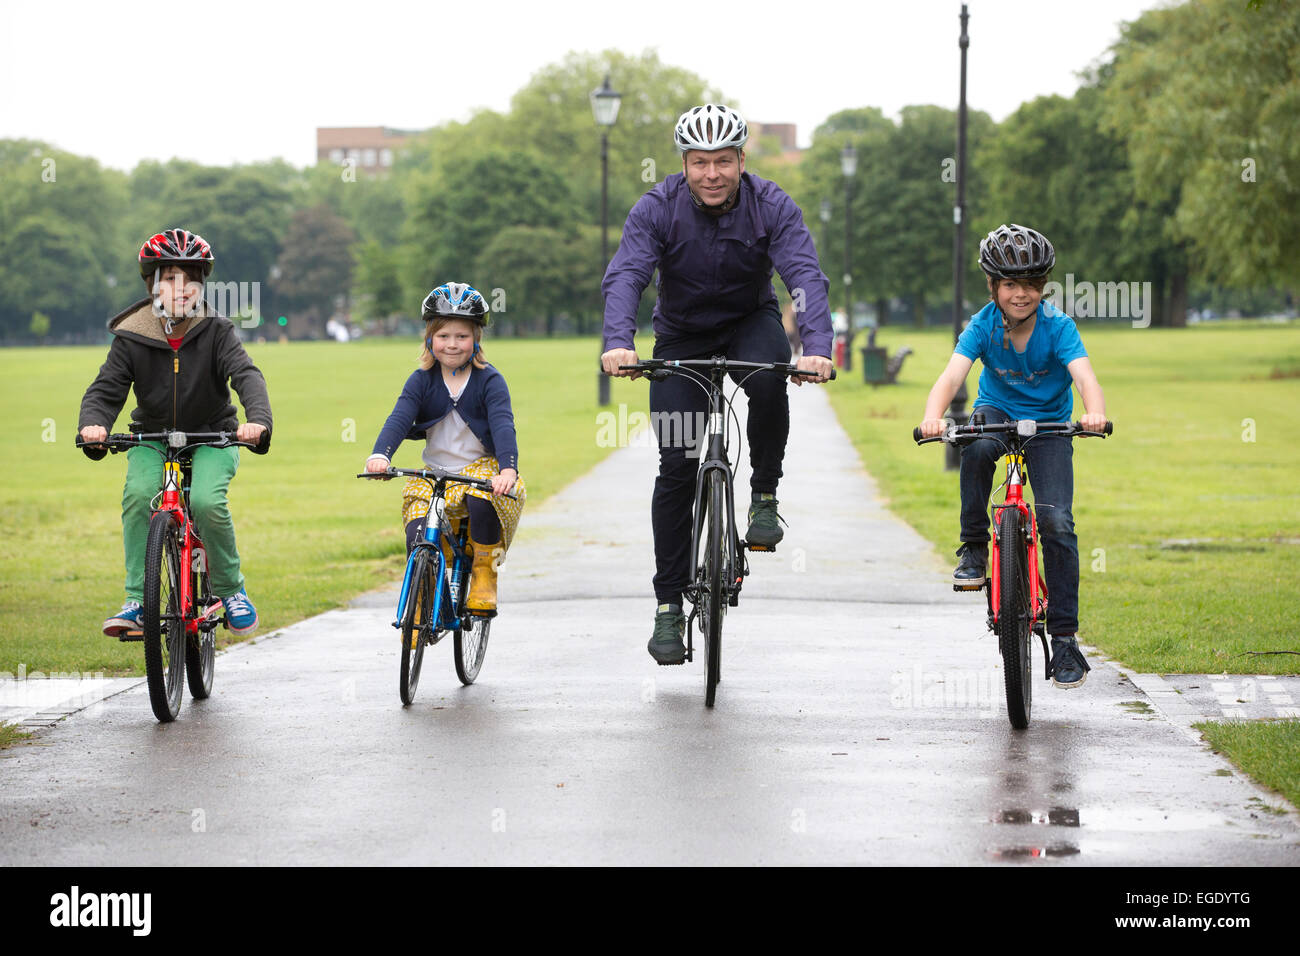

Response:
(979, 223), (1056, 279)
(674, 104), (748, 153)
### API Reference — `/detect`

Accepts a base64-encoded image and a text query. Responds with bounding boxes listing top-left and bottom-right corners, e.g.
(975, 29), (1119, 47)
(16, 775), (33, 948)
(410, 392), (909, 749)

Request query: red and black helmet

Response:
(138, 228), (214, 280)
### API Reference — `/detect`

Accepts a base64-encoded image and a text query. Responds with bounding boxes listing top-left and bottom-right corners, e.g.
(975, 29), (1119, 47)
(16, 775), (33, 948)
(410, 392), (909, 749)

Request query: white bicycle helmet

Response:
(674, 104), (748, 153)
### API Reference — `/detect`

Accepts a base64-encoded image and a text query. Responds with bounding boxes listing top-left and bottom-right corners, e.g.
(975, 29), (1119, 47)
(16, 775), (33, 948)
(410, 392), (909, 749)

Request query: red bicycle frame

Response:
(988, 453), (1047, 627)
(158, 459), (222, 636)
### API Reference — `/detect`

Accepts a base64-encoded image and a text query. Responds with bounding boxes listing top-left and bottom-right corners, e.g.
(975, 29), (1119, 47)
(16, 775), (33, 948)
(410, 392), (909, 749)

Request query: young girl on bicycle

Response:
(79, 229), (273, 638)
(364, 282), (525, 617)
(917, 224), (1107, 688)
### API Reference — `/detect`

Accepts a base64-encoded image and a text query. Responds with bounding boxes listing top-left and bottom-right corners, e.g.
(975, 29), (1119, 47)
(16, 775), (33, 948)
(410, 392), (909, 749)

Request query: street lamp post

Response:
(841, 143), (857, 373)
(947, 4), (971, 470)
(591, 74), (622, 406)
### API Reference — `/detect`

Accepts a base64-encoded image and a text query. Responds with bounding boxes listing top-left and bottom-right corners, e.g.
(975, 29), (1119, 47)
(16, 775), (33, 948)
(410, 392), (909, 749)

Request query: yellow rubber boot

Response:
(466, 535), (501, 617)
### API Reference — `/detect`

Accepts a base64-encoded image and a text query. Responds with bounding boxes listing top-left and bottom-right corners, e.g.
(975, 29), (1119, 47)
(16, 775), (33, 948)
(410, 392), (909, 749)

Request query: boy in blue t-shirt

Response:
(918, 224), (1107, 688)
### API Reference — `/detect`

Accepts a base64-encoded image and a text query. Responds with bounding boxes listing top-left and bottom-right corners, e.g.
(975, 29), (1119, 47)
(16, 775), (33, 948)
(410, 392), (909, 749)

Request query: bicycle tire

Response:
(400, 549), (432, 705)
(185, 544), (215, 700)
(703, 471), (725, 707)
(997, 506), (1033, 729)
(454, 615), (490, 686)
(142, 512), (185, 722)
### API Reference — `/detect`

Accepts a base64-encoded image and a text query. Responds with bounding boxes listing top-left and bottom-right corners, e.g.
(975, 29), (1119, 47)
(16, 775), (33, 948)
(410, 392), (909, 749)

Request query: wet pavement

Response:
(1, 387), (1297, 865)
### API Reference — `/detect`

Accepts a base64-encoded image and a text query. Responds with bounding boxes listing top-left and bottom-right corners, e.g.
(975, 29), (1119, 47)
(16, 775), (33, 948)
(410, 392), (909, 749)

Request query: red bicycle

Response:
(914, 416), (1111, 728)
(79, 429), (261, 722)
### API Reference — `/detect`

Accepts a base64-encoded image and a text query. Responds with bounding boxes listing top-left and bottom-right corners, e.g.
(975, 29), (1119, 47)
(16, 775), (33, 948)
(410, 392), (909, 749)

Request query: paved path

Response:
(1, 386), (1297, 865)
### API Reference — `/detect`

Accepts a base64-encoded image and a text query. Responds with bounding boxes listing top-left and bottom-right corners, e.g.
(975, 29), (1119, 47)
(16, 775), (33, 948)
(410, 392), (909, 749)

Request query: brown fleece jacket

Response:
(78, 298), (272, 450)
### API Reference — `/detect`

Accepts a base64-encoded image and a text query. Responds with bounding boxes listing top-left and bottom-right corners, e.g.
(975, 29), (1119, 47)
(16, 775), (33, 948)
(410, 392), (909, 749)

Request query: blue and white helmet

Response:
(674, 104), (748, 153)
(422, 282), (490, 326)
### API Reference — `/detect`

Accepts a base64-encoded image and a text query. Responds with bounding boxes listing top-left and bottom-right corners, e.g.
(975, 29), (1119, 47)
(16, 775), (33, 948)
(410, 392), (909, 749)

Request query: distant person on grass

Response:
(917, 224), (1107, 688)
(79, 229), (272, 639)
(364, 283), (525, 617)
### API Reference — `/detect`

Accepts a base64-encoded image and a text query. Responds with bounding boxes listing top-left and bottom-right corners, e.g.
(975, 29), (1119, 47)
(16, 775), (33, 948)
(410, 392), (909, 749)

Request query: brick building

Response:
(315, 127), (421, 173)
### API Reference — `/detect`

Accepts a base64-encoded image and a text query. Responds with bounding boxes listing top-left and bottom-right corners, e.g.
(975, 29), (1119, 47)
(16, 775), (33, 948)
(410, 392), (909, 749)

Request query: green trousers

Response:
(122, 443), (243, 601)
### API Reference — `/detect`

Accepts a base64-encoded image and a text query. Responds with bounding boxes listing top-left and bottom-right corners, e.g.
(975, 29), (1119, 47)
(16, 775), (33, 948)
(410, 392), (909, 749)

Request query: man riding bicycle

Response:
(600, 104), (835, 664)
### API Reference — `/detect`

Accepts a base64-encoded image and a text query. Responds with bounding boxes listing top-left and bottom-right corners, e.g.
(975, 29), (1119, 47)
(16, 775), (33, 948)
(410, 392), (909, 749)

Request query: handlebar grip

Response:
(1104, 421), (1113, 436)
(828, 368), (837, 381)
(912, 426), (923, 443)
(75, 438), (109, 461)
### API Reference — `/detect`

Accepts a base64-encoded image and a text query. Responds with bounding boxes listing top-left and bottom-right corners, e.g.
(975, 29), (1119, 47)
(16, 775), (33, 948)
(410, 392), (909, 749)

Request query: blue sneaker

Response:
(221, 588), (259, 636)
(103, 600), (143, 638)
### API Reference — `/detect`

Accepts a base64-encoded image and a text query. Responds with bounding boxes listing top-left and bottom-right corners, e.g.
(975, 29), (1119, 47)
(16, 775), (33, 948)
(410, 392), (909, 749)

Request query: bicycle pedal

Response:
(745, 542), (776, 552)
(118, 630), (144, 643)
(467, 609), (498, 619)
(952, 583), (985, 592)
(655, 658), (687, 666)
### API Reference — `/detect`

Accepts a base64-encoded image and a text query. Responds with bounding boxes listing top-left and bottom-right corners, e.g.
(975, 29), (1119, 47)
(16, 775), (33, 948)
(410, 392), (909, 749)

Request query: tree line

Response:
(1, 0), (1294, 344)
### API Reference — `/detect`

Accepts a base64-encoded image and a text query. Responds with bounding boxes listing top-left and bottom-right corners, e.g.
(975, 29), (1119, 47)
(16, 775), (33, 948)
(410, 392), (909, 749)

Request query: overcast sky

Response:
(1, 0), (1164, 172)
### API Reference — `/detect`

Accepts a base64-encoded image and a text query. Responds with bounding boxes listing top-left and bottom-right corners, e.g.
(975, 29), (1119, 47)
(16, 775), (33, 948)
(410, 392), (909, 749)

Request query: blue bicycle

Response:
(359, 466), (511, 703)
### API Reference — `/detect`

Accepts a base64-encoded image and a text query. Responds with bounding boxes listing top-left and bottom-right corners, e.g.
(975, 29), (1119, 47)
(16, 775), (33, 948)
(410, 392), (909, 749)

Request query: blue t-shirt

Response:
(955, 300), (1087, 422)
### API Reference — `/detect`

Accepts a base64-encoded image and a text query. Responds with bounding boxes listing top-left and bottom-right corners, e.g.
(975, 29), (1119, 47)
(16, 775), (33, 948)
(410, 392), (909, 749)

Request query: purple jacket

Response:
(601, 171), (833, 358)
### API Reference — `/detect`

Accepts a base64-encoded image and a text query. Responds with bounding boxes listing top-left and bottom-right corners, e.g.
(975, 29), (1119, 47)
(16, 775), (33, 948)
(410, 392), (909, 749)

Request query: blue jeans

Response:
(959, 405), (1079, 635)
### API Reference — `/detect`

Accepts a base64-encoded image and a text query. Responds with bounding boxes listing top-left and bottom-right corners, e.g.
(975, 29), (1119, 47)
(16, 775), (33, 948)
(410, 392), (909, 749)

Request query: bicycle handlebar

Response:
(357, 466), (518, 500)
(77, 429), (265, 460)
(620, 358), (836, 381)
(912, 420), (1113, 445)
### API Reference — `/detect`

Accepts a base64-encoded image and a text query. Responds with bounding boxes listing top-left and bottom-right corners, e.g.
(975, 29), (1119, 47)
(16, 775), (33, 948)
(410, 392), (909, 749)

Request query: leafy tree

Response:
(1103, 0), (1300, 291)
(404, 149), (575, 305)
(352, 239), (407, 326)
(271, 204), (357, 337)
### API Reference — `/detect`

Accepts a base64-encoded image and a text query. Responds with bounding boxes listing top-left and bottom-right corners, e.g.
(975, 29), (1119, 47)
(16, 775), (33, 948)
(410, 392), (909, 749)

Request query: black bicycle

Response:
(914, 415), (1110, 728)
(359, 466), (514, 703)
(623, 357), (832, 707)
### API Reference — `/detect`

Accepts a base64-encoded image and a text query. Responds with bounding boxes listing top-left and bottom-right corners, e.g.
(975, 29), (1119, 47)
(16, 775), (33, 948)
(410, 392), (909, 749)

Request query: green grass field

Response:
(826, 320), (1300, 674)
(0, 335), (642, 677)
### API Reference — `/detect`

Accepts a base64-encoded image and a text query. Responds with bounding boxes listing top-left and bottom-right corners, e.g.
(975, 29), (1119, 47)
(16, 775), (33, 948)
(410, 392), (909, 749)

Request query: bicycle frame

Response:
(394, 482), (470, 640)
(153, 457), (223, 638)
(988, 453), (1047, 631)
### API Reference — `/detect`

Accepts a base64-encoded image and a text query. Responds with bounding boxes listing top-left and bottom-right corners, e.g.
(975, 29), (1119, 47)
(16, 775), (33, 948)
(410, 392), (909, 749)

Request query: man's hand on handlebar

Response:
(793, 354), (833, 386)
(601, 348), (640, 379)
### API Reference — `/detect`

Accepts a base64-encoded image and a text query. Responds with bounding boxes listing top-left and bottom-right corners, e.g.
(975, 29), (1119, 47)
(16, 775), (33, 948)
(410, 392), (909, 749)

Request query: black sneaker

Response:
(648, 604), (686, 665)
(953, 542), (988, 587)
(746, 493), (785, 548)
(1050, 635), (1091, 688)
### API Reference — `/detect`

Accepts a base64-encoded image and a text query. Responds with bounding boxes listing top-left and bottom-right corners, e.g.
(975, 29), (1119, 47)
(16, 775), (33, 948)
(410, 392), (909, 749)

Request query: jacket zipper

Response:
(172, 349), (179, 427)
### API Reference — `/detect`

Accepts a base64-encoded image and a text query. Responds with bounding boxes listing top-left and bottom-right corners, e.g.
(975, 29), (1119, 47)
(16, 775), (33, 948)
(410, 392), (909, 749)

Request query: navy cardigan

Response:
(370, 363), (519, 473)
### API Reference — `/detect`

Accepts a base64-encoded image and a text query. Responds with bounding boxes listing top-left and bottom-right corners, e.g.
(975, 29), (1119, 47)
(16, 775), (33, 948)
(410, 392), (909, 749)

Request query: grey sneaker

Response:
(648, 603), (686, 665)
(1050, 634), (1090, 688)
(745, 493), (785, 548)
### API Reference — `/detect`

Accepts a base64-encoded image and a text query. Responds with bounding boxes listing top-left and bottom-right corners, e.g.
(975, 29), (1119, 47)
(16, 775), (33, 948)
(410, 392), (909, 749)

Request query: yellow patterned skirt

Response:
(401, 456), (526, 560)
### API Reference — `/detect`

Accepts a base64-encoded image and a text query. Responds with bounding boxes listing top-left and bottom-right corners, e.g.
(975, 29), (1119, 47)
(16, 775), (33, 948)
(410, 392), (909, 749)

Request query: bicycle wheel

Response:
(185, 544), (215, 700)
(701, 472), (725, 707)
(997, 506), (1033, 729)
(399, 549), (432, 705)
(142, 512), (185, 722)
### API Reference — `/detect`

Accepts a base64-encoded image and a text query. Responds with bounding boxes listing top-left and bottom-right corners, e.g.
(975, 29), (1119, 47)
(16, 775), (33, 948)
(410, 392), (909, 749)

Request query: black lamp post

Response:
(841, 143), (857, 372)
(591, 74), (622, 406)
(947, 4), (971, 470)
